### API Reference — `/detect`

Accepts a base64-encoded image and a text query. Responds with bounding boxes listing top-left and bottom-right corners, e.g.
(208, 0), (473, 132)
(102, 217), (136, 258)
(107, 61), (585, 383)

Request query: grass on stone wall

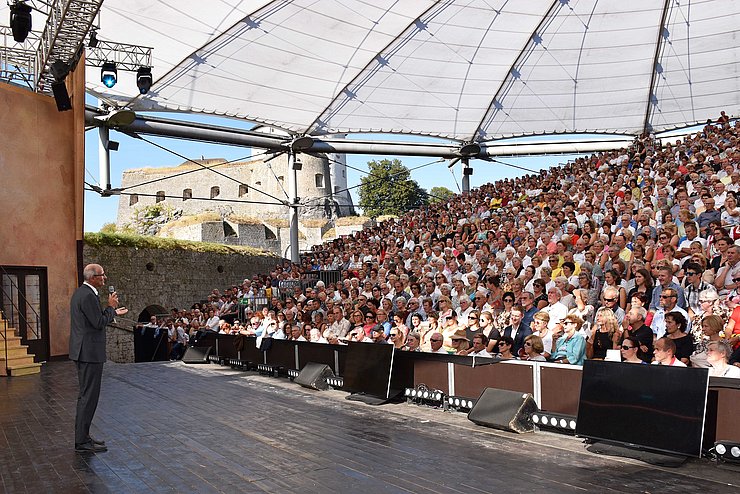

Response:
(84, 232), (277, 257)
(335, 216), (371, 226)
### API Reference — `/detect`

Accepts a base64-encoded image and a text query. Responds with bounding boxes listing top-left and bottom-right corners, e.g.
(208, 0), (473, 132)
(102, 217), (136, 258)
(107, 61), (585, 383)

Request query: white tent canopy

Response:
(36, 1), (740, 141)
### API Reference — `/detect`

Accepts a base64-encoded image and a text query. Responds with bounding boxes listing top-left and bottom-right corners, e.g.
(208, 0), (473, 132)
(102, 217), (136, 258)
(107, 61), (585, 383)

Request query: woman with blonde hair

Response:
(530, 311), (553, 358)
(586, 307), (620, 359)
(690, 314), (725, 368)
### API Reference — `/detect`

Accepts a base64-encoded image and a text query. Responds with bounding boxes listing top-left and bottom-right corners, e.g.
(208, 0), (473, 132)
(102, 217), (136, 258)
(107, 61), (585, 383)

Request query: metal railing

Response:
(0, 265), (43, 375)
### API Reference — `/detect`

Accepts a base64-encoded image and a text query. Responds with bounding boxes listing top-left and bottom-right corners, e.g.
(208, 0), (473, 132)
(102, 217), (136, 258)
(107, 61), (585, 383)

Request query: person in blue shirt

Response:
(551, 314), (587, 366)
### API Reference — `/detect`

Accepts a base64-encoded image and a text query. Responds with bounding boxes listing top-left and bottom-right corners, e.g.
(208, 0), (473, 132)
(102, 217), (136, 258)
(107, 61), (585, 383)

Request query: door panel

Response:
(0, 267), (49, 362)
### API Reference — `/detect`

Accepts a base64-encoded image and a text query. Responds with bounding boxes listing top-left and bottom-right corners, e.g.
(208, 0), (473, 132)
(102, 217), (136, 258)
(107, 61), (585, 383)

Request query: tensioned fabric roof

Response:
(87, 0), (740, 142)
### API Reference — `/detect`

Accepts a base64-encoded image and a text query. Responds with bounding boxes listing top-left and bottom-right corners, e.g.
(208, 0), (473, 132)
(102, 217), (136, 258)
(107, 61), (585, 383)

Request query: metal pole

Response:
(85, 108), (636, 159)
(98, 126), (111, 190)
(461, 158), (470, 194)
(287, 152), (300, 264)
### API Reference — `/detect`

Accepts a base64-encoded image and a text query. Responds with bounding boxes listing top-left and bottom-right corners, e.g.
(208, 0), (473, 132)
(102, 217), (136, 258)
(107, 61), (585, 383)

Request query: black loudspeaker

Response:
(294, 362), (334, 391)
(51, 81), (72, 111)
(463, 167), (473, 176)
(467, 388), (539, 433)
(182, 346), (212, 364)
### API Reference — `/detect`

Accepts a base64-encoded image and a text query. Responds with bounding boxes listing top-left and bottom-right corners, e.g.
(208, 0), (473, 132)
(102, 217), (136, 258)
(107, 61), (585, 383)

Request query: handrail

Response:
(0, 308), (8, 375)
(0, 265), (42, 339)
(0, 265), (44, 376)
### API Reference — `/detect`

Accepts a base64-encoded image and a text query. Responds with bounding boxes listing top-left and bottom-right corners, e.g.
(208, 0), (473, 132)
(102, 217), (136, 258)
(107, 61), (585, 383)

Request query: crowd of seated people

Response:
(170, 112), (740, 376)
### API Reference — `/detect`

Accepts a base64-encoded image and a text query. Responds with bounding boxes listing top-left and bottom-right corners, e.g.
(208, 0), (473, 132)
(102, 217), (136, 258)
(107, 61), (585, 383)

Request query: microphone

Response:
(109, 285), (115, 294)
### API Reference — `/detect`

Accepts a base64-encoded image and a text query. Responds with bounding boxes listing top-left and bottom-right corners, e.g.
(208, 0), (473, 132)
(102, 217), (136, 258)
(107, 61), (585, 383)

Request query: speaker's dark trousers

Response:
(75, 361), (104, 445)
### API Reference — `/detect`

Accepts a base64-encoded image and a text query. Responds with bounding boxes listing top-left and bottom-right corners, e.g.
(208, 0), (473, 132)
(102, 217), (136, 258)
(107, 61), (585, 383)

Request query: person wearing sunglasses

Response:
(620, 337), (645, 364)
(523, 335), (546, 361)
(551, 314), (586, 365)
(426, 332), (447, 354)
(651, 287), (690, 339)
(494, 336), (517, 360)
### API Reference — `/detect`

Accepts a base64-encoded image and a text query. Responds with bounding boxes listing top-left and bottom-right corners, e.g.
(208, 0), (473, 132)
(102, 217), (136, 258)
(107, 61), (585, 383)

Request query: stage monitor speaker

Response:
(182, 346), (212, 364)
(294, 362), (334, 391)
(467, 388), (539, 434)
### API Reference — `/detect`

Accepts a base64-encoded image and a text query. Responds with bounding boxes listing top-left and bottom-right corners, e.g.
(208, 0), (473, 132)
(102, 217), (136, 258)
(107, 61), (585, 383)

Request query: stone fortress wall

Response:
(116, 152), (356, 255)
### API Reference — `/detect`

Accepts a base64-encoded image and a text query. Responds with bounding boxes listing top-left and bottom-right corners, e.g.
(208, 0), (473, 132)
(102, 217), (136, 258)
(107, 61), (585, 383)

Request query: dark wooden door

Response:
(1, 266), (50, 362)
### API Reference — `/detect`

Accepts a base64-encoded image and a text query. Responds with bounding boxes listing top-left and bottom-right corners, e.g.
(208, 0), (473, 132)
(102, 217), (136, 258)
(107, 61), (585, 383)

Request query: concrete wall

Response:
(0, 71), (86, 358)
(83, 244), (281, 325)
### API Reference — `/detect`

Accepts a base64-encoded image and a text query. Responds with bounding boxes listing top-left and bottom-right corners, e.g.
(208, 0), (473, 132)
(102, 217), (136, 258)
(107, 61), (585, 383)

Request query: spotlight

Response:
(446, 396), (476, 412)
(101, 62), (117, 88)
(406, 386), (445, 407)
(136, 66), (153, 94)
(532, 412), (577, 434)
(712, 441), (740, 463)
(10, 1), (32, 43)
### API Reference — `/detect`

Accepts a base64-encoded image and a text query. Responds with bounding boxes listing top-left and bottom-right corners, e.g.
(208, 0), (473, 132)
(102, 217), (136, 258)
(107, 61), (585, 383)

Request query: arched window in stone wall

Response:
(277, 176), (284, 184)
(183, 188), (192, 201)
(155, 191), (165, 203)
(264, 226), (277, 240)
(210, 186), (220, 199)
(129, 194), (138, 206)
(255, 181), (262, 186)
(315, 173), (324, 188)
(239, 184), (249, 197)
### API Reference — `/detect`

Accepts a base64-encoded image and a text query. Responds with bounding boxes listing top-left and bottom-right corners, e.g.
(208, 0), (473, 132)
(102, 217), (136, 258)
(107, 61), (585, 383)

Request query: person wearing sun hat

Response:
(449, 327), (470, 355)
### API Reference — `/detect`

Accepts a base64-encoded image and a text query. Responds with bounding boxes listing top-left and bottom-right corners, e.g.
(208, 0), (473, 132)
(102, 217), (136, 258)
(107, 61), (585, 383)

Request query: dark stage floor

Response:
(0, 360), (737, 493)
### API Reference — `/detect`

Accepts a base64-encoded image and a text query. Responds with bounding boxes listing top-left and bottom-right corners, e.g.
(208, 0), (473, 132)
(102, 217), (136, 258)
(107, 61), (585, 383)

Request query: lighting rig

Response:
(404, 384), (446, 408)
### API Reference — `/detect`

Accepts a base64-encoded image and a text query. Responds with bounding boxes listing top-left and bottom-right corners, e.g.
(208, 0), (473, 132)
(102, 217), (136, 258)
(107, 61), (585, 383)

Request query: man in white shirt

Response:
(542, 287), (568, 331)
(205, 310), (220, 331)
(464, 333), (491, 357)
(427, 332), (447, 354)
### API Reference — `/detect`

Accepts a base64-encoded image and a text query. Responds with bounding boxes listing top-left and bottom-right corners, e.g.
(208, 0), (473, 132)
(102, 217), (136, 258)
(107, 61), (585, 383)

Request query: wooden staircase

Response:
(0, 317), (42, 376)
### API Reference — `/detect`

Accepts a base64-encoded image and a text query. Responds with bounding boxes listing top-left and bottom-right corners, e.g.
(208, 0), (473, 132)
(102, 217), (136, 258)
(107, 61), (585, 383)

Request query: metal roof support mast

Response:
(286, 136), (314, 265)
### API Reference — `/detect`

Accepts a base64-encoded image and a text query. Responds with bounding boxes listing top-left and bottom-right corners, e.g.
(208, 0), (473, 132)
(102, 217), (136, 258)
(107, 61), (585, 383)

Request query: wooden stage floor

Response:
(0, 360), (737, 493)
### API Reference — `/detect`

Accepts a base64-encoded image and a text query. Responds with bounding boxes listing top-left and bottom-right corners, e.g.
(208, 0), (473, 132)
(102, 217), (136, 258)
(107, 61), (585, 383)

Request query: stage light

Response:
(406, 385), (445, 407)
(713, 441), (740, 462)
(89, 29), (99, 48)
(446, 395), (476, 412)
(10, 1), (32, 43)
(136, 66), (153, 94)
(533, 412), (577, 434)
(101, 62), (117, 88)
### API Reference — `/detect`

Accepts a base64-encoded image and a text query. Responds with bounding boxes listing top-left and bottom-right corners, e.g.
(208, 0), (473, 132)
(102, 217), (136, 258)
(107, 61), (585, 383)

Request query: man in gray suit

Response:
(70, 264), (127, 453)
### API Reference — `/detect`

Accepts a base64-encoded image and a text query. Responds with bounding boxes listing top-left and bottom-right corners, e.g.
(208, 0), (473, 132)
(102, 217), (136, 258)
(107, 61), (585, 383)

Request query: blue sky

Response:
(83, 104), (584, 232)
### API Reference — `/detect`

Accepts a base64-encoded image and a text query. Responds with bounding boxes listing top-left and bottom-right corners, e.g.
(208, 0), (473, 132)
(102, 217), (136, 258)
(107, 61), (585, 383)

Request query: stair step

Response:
(1, 336), (24, 348)
(3, 345), (31, 358)
(0, 355), (37, 366)
(7, 362), (42, 376)
(0, 355), (38, 376)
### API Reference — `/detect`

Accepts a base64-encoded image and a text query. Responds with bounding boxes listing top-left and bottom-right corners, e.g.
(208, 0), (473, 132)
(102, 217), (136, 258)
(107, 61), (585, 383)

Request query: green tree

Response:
(428, 186), (456, 204)
(358, 159), (428, 218)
